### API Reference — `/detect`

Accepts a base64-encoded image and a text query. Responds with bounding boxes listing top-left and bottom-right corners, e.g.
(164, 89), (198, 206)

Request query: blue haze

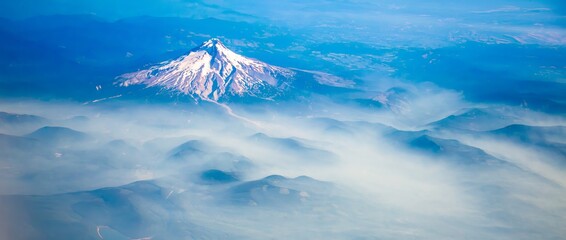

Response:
(0, 1), (565, 240)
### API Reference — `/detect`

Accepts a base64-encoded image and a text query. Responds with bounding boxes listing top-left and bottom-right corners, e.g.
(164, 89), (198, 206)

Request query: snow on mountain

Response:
(118, 38), (295, 101)
(371, 87), (412, 114)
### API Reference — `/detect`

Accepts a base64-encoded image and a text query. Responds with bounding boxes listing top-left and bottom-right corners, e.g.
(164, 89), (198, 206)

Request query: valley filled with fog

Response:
(1, 90), (565, 239)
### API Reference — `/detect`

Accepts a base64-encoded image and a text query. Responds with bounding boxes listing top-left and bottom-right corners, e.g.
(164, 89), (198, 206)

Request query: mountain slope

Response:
(118, 38), (295, 101)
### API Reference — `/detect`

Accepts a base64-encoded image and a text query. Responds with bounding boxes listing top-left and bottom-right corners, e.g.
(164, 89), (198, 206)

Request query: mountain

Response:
(0, 173), (340, 239)
(0, 112), (48, 135)
(428, 108), (519, 131)
(387, 130), (503, 165)
(226, 175), (333, 207)
(118, 38), (295, 101)
(25, 126), (90, 147)
(370, 87), (412, 114)
(199, 169), (239, 184)
(489, 124), (566, 143)
(0, 180), (228, 240)
(247, 133), (338, 164)
(488, 124), (566, 156)
(164, 139), (255, 176)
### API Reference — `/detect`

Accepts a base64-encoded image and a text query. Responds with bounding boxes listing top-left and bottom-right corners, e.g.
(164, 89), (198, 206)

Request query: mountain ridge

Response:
(118, 38), (295, 102)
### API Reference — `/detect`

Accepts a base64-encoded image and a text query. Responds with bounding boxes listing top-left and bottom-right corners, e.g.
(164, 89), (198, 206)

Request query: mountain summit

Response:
(118, 38), (295, 101)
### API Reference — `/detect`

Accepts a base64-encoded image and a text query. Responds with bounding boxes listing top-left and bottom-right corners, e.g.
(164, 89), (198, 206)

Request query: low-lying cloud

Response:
(0, 93), (564, 239)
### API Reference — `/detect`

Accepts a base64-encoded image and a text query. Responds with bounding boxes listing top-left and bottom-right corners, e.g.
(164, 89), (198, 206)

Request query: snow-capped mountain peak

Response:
(118, 38), (295, 101)
(200, 38), (225, 51)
